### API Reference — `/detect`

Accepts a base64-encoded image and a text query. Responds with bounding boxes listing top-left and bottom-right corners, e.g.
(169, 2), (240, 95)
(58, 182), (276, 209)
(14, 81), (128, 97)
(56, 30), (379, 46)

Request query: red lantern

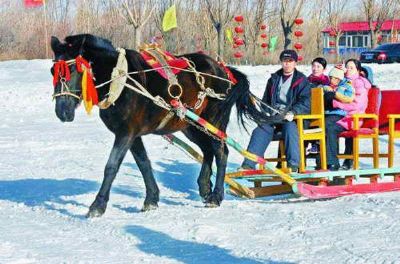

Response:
(260, 24), (267, 30)
(329, 31), (336, 37)
(329, 49), (336, 54)
(294, 18), (303, 25)
(294, 31), (303, 37)
(234, 38), (244, 46)
(261, 42), (268, 48)
(234, 15), (244, 22)
(294, 42), (303, 50)
(234, 26), (244, 34)
(329, 41), (335, 47)
(234, 51), (243, 58)
(298, 55), (303, 62)
(260, 33), (267, 39)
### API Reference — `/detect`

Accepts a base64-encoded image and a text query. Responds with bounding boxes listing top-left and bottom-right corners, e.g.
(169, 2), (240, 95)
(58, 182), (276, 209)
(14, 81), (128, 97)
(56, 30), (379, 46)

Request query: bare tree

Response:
(112, 0), (155, 48)
(242, 0), (266, 63)
(308, 0), (327, 55)
(204, 0), (235, 60)
(325, 0), (348, 59)
(362, 0), (396, 48)
(279, 0), (304, 49)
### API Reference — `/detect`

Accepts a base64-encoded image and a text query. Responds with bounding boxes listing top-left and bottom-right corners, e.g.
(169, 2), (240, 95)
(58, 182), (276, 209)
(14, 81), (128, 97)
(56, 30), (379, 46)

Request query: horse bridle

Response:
(52, 55), (92, 101)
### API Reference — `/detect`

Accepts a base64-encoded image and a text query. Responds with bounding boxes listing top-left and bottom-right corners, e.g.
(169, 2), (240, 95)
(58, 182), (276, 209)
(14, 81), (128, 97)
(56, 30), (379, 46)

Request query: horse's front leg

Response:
(205, 141), (228, 207)
(87, 133), (134, 218)
(130, 137), (159, 211)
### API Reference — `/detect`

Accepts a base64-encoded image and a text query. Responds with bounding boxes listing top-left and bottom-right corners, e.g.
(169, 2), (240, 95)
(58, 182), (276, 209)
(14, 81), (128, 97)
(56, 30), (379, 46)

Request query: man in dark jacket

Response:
(240, 50), (311, 172)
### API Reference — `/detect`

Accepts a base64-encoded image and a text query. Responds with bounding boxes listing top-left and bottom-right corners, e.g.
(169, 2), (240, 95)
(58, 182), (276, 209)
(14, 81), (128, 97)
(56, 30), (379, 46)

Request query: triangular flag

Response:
(24, 0), (44, 7)
(225, 29), (233, 44)
(162, 5), (177, 32)
(268, 36), (278, 52)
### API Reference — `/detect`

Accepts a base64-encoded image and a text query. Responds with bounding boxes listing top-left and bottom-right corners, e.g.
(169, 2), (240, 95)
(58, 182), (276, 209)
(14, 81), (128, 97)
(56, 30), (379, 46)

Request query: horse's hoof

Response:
(205, 202), (220, 208)
(141, 203), (158, 212)
(86, 207), (105, 218)
(204, 193), (222, 208)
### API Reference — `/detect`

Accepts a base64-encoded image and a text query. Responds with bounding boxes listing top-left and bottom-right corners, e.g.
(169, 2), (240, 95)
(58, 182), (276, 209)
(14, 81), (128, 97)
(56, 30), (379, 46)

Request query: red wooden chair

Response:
(337, 86), (380, 169)
(378, 90), (400, 167)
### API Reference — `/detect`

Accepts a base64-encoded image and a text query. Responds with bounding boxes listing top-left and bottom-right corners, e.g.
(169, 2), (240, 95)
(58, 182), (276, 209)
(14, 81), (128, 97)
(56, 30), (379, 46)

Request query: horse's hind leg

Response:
(87, 133), (134, 218)
(205, 140), (228, 207)
(130, 137), (159, 211)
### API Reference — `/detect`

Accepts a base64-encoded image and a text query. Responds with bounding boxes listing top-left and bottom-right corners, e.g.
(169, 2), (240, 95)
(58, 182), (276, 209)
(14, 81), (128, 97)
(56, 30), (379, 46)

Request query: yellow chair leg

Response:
(279, 140), (287, 169)
(319, 137), (327, 170)
(389, 135), (394, 168)
(299, 139), (305, 173)
(373, 136), (379, 169)
(353, 137), (360, 170)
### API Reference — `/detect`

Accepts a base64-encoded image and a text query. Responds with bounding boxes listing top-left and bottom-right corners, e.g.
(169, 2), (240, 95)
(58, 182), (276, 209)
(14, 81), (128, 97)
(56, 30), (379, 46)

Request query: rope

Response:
(250, 94), (284, 116)
(123, 74), (171, 111)
(95, 65), (235, 89)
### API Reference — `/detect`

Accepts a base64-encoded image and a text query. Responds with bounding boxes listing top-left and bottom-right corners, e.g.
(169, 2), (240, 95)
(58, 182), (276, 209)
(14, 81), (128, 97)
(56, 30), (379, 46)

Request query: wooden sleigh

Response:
(166, 88), (400, 200)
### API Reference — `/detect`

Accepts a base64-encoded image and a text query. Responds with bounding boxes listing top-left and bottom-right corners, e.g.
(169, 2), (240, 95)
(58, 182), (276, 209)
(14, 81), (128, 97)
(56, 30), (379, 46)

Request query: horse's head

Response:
(50, 34), (106, 122)
(51, 36), (85, 121)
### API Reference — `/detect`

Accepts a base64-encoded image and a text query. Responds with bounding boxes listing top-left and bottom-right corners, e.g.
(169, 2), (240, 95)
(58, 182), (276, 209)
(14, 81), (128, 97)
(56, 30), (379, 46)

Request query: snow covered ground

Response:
(1, 60), (400, 263)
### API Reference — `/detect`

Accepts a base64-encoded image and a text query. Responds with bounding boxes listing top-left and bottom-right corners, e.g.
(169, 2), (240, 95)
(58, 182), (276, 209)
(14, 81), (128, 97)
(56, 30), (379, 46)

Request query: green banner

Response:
(268, 36), (278, 52)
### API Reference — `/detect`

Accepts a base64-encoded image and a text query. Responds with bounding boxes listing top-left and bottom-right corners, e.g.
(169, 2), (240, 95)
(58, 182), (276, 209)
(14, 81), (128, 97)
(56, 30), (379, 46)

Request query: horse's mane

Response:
(65, 34), (117, 55)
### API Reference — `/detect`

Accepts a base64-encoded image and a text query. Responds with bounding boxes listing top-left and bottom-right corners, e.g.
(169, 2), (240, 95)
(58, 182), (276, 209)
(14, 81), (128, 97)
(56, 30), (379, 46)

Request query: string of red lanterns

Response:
(233, 15), (245, 59)
(259, 23), (269, 56)
(293, 18), (304, 61)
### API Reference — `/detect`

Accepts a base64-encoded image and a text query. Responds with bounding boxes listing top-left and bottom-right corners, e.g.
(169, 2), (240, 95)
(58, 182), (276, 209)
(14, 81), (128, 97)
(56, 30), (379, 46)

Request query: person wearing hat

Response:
(239, 49), (311, 172)
(324, 65), (354, 107)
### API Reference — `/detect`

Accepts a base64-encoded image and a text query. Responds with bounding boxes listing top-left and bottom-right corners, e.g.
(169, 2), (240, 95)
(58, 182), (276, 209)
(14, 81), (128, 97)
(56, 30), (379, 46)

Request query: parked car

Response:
(360, 43), (400, 63)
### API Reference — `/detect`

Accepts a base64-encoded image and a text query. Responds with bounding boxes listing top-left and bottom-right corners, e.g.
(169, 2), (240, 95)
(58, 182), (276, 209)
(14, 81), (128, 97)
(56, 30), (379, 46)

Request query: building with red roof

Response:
(322, 20), (400, 55)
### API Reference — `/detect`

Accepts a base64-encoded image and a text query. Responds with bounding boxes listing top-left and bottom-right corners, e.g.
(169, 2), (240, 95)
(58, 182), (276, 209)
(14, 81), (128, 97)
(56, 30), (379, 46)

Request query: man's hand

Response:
(284, 111), (294, 122)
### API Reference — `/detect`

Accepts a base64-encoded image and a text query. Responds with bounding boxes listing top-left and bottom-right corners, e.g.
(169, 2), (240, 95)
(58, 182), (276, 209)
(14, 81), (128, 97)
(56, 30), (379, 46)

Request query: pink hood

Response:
(332, 73), (371, 130)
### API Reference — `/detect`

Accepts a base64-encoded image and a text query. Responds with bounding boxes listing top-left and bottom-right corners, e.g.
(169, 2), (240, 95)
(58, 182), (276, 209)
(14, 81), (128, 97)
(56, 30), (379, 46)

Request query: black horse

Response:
(50, 34), (274, 217)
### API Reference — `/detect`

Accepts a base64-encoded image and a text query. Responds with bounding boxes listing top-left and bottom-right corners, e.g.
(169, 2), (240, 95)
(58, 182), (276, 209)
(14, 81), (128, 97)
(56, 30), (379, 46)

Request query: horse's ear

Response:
(51, 36), (61, 52)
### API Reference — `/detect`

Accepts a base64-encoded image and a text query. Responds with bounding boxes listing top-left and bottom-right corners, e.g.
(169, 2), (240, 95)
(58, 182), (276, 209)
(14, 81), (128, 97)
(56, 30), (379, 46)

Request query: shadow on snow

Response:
(125, 225), (292, 264)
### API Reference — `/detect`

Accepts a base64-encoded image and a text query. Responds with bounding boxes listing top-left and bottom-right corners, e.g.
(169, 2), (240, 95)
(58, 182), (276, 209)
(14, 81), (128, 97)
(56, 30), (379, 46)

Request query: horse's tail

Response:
(216, 66), (282, 130)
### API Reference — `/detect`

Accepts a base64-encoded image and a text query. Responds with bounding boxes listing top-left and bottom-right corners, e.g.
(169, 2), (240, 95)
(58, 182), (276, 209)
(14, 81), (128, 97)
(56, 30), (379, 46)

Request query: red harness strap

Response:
(53, 60), (71, 86)
(218, 61), (238, 85)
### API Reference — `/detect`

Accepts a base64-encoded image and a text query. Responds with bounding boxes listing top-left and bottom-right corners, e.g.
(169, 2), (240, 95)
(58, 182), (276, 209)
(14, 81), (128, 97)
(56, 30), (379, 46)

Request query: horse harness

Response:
(98, 46), (229, 130)
(52, 57), (85, 100)
(51, 48), (282, 143)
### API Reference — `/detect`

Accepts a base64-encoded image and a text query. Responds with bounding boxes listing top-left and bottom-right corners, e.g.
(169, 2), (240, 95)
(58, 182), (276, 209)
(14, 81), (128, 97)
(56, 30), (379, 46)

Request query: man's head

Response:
(279, 50), (298, 75)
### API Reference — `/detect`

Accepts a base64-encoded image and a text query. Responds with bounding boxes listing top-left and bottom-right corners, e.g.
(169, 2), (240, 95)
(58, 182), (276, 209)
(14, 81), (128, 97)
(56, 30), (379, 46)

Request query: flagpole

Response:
(43, 0), (48, 58)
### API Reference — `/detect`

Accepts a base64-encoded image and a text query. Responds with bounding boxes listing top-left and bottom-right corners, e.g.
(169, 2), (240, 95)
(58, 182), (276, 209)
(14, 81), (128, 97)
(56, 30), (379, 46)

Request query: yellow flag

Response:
(225, 29), (233, 44)
(81, 69), (93, 114)
(162, 4), (177, 32)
